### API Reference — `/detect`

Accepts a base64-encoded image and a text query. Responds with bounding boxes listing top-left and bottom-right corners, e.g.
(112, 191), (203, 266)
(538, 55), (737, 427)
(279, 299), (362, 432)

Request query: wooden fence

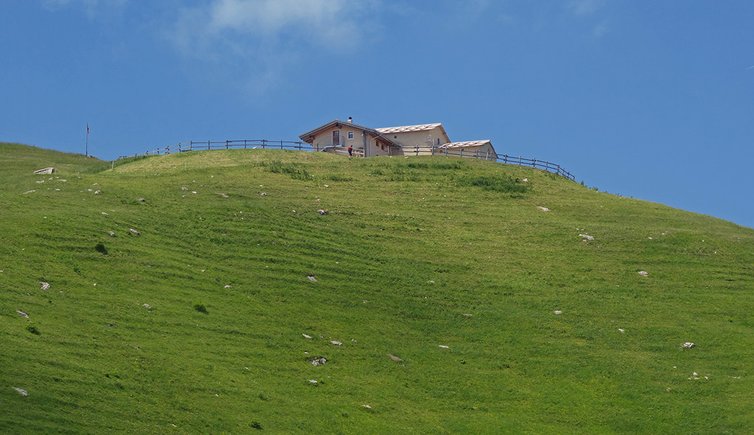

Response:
(126, 139), (575, 181)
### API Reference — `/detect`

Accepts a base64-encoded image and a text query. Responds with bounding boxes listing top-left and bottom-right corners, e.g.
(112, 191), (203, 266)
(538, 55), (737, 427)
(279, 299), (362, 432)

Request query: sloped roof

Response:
(439, 140), (492, 148)
(298, 120), (401, 147)
(376, 123), (443, 134)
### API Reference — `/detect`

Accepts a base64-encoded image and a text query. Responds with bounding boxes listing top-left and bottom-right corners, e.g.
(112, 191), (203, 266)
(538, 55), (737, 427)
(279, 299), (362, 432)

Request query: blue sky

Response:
(2, 0), (753, 228)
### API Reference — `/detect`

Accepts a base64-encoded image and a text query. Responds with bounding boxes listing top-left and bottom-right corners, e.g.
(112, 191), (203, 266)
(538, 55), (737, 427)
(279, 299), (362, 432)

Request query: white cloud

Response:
(169, 0), (378, 95)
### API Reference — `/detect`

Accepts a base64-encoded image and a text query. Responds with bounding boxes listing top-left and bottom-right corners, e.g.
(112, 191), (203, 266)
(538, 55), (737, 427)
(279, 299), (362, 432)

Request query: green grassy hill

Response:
(1, 143), (753, 433)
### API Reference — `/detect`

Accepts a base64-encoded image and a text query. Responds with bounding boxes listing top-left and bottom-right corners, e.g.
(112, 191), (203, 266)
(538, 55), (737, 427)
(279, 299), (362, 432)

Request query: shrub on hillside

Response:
(95, 242), (108, 255)
(194, 303), (209, 314)
(459, 175), (529, 194)
(264, 161), (312, 180)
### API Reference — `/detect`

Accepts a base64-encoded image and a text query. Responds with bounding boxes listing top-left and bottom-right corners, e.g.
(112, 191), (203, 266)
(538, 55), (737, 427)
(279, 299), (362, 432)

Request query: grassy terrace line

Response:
(1, 143), (753, 433)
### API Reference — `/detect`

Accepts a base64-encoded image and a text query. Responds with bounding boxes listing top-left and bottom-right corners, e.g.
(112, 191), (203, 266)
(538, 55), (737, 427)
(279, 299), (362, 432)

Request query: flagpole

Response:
(86, 123), (89, 157)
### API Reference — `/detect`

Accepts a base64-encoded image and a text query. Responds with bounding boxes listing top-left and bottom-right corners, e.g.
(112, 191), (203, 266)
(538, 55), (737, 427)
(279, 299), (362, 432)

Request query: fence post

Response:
(207, 140), (210, 150)
(280, 140), (283, 150)
(262, 139), (267, 149)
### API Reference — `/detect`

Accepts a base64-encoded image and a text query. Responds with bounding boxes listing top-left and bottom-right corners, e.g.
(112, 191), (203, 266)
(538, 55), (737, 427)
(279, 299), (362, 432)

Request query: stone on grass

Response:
(12, 387), (28, 397)
(22, 190), (36, 195)
(34, 167), (55, 175)
(638, 270), (649, 277)
(16, 310), (29, 318)
(224, 284), (232, 289)
(310, 356), (327, 366)
(307, 275), (317, 282)
(438, 345), (449, 349)
(330, 340), (342, 346)
(579, 234), (594, 242)
(682, 342), (695, 349)
(553, 310), (563, 315)
(318, 209), (328, 215)
(387, 353), (403, 362)
(537, 206), (550, 212)
(143, 303), (152, 310)
(129, 228), (141, 236)
(302, 333), (312, 339)
(108, 231), (116, 237)
(40, 282), (50, 291)
(217, 193), (229, 198)
(308, 379), (318, 385)
(618, 328), (625, 333)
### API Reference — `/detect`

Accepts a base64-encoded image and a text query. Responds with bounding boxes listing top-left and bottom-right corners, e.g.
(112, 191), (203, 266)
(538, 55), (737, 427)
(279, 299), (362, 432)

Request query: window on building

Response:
(348, 131), (354, 139)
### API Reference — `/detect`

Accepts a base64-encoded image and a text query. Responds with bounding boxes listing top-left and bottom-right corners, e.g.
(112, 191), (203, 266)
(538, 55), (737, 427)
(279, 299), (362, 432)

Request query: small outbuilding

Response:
(438, 140), (498, 160)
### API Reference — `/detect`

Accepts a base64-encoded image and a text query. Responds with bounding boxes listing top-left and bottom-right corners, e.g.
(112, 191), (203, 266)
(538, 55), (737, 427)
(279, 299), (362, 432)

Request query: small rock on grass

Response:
(330, 340), (342, 346)
(387, 354), (403, 362)
(16, 310), (29, 318)
(302, 333), (312, 339)
(682, 342), (695, 349)
(307, 275), (317, 282)
(12, 387), (28, 397)
(553, 310), (563, 315)
(129, 228), (141, 236)
(537, 206), (550, 212)
(39, 282), (50, 291)
(438, 345), (449, 349)
(579, 233), (595, 242)
(310, 357), (327, 366)
(638, 270), (649, 277)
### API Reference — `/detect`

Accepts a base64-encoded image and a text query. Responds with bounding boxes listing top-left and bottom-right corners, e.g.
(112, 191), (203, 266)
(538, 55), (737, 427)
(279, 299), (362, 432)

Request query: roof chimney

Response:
(347, 116), (353, 123)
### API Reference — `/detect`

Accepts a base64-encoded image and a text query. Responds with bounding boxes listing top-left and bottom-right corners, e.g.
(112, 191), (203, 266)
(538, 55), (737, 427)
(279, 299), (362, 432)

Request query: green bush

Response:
(459, 175), (529, 194)
(193, 304), (209, 314)
(95, 242), (108, 255)
(264, 161), (312, 180)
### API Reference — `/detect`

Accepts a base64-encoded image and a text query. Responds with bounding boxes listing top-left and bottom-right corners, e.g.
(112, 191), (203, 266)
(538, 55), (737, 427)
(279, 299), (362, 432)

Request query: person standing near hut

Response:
(347, 144), (353, 158)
